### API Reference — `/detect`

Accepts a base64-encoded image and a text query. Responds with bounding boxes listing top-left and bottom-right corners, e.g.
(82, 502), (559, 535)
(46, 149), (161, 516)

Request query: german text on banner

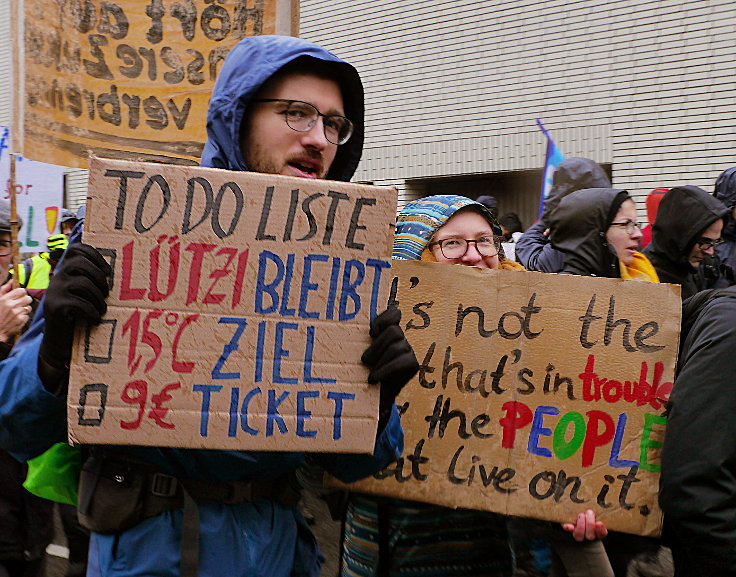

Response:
(68, 157), (398, 453)
(19, 0), (297, 168)
(340, 260), (680, 537)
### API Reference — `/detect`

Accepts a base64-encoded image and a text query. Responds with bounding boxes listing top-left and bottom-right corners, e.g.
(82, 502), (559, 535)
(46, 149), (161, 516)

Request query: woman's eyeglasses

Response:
(609, 219), (641, 235)
(428, 236), (499, 259)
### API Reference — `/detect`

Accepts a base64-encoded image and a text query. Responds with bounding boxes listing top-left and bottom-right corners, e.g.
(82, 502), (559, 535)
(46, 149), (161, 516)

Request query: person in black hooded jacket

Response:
(642, 186), (728, 299)
(516, 157), (611, 272)
(660, 286), (736, 576)
(549, 187), (659, 281)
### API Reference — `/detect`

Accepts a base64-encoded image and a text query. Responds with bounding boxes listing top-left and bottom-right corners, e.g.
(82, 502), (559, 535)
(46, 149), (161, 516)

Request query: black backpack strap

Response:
(179, 489), (200, 577)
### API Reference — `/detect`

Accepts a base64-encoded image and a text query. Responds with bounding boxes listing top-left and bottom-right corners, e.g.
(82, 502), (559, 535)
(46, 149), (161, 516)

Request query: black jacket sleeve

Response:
(660, 294), (736, 576)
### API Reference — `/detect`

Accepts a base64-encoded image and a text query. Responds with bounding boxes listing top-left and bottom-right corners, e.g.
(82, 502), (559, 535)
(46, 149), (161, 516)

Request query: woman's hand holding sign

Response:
(563, 509), (609, 542)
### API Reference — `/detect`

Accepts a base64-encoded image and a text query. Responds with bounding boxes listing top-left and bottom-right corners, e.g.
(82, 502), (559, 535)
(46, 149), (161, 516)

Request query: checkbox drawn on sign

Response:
(84, 318), (117, 364)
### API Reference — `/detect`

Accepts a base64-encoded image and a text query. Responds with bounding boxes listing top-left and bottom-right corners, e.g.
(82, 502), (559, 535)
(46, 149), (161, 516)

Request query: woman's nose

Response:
(460, 242), (483, 264)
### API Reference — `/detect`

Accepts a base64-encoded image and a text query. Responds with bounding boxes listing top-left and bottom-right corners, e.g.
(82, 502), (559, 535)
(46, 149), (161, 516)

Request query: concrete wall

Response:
(300, 0), (736, 216)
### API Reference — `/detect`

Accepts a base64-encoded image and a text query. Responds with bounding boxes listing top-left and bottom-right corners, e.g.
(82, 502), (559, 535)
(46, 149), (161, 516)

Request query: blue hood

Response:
(393, 195), (500, 261)
(201, 35), (364, 182)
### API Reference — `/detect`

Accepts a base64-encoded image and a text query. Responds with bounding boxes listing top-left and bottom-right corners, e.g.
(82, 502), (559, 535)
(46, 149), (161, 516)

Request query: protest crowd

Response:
(1, 34), (735, 577)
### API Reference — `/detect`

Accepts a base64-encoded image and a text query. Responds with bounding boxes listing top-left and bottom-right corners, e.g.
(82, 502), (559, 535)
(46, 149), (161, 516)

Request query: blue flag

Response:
(537, 119), (565, 218)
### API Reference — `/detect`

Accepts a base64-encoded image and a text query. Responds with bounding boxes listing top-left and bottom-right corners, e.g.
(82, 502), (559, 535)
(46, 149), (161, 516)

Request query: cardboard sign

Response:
(341, 260), (680, 537)
(68, 157), (397, 453)
(18, 0), (297, 168)
(0, 127), (65, 249)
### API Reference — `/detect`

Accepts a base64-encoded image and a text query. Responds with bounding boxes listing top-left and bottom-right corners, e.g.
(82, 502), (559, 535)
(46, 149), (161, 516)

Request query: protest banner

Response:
(0, 126), (65, 249)
(339, 260), (680, 536)
(17, 0), (297, 168)
(68, 157), (397, 453)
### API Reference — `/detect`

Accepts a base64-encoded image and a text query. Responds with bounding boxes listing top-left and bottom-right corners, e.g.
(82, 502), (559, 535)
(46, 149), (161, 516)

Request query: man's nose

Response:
(300, 117), (330, 149)
(704, 244), (716, 255)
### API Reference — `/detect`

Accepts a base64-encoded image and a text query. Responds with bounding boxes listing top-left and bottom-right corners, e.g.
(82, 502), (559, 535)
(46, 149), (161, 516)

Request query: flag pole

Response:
(536, 118), (565, 219)
(9, 0), (22, 288)
(9, 155), (21, 289)
(536, 118), (550, 139)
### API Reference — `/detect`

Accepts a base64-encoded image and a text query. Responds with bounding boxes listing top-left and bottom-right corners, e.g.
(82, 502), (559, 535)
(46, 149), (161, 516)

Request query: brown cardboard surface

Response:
(340, 260), (680, 536)
(18, 0), (298, 167)
(68, 157), (397, 452)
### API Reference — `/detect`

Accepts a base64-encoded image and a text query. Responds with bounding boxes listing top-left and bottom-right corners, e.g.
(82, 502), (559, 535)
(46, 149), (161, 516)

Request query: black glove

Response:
(39, 243), (111, 378)
(362, 307), (419, 429)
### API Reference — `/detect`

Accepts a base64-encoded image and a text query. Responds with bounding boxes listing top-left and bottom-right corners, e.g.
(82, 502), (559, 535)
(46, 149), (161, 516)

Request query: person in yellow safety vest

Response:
(17, 234), (69, 290)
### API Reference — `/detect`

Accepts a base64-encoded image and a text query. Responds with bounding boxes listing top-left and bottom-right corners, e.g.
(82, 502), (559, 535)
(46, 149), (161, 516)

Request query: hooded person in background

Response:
(516, 157), (611, 272)
(711, 167), (736, 286)
(548, 187), (657, 281)
(639, 188), (667, 250)
(642, 185), (728, 299)
(498, 212), (524, 261)
(59, 209), (80, 239)
(498, 212), (523, 242)
(660, 285), (736, 576)
(0, 35), (417, 577)
(475, 194), (499, 221)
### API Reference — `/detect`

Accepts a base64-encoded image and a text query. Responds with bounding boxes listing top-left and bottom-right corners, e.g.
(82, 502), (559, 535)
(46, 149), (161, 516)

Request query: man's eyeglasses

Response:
(251, 99), (354, 145)
(609, 219), (641, 235)
(428, 236), (499, 259)
(0, 240), (11, 257)
(695, 237), (724, 249)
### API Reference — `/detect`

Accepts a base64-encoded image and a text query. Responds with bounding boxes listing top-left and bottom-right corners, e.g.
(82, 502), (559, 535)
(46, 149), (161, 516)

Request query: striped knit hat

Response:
(393, 195), (501, 261)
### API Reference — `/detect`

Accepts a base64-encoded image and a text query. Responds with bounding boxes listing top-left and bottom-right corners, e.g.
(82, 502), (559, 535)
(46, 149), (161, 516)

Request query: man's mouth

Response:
(288, 159), (322, 179)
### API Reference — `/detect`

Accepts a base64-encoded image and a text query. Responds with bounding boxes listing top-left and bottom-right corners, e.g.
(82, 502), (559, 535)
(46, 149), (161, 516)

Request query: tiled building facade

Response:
(300, 1), (736, 222)
(2, 1), (735, 223)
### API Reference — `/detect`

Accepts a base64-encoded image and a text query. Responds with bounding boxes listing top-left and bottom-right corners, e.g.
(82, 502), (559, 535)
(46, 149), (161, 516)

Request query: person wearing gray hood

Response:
(516, 158), (611, 271)
(711, 167), (736, 286)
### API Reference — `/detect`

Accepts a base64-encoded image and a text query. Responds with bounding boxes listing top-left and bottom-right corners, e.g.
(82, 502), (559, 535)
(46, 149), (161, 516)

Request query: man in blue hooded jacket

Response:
(0, 35), (415, 577)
